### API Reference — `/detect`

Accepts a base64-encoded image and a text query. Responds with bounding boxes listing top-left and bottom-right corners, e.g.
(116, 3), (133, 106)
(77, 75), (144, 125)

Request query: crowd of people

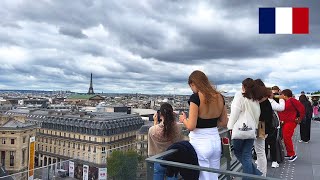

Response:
(147, 70), (313, 180)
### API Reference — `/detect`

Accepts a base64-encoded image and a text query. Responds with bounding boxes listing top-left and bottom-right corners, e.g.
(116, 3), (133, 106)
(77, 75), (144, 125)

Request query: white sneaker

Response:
(271, 161), (279, 168)
(298, 140), (303, 143)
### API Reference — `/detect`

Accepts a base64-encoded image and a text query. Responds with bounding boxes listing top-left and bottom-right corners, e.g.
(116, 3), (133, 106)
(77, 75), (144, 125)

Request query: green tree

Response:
(107, 150), (139, 180)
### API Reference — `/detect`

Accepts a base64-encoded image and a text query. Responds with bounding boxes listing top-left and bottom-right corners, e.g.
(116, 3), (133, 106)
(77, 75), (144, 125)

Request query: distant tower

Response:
(88, 73), (94, 94)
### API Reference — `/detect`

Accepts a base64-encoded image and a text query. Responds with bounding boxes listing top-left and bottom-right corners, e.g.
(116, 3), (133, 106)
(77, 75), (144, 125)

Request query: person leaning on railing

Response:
(148, 103), (184, 180)
(179, 70), (228, 180)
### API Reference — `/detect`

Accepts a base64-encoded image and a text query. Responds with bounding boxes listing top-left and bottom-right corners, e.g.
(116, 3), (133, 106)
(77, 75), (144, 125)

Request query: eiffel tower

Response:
(87, 73), (94, 94)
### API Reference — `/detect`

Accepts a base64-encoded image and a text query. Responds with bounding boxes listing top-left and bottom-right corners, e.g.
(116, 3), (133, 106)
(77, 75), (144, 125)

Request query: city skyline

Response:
(1, 0), (320, 95)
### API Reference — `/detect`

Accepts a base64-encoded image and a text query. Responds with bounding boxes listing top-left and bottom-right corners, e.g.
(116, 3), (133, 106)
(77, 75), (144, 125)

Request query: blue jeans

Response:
(154, 163), (178, 180)
(232, 139), (262, 180)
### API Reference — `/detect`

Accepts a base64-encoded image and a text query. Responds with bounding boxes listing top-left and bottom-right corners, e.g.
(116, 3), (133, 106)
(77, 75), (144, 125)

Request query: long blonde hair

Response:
(188, 70), (219, 104)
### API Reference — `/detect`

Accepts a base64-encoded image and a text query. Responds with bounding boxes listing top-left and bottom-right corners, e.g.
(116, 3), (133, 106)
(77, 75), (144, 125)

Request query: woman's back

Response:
(198, 92), (224, 119)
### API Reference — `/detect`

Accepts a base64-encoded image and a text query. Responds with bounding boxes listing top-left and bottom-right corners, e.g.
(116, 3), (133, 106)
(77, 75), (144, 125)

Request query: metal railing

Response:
(146, 128), (281, 180)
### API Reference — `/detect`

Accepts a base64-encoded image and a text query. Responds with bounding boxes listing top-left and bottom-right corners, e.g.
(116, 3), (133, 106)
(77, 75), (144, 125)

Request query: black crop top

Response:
(188, 93), (224, 128)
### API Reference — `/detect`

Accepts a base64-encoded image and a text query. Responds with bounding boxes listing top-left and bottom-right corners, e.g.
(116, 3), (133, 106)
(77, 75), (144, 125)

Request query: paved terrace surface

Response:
(266, 120), (320, 180)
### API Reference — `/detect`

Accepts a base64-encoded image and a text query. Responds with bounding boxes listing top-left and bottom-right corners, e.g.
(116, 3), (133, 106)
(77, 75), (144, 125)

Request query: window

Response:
(102, 147), (106, 153)
(88, 146), (91, 152)
(10, 151), (14, 166)
(93, 146), (96, 153)
(54, 147), (56, 154)
(84, 136), (86, 140)
(22, 149), (26, 165)
(11, 139), (15, 145)
(89, 137), (91, 141)
(64, 133), (66, 137)
(1, 138), (5, 144)
(68, 142), (70, 148)
(23, 137), (26, 143)
(1, 151), (5, 165)
(83, 144), (85, 151)
(78, 144), (80, 150)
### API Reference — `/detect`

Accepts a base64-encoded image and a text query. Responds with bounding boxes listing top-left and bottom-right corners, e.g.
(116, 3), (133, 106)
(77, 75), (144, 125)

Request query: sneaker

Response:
(304, 141), (309, 143)
(271, 161), (279, 168)
(284, 155), (290, 159)
(288, 155), (297, 162)
(298, 140), (303, 143)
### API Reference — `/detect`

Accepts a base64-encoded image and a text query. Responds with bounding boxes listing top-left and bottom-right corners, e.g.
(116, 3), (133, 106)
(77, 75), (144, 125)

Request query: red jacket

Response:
(278, 98), (305, 123)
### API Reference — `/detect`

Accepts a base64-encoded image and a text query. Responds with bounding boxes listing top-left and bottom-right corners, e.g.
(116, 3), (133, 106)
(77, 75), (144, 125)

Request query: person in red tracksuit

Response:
(278, 89), (305, 162)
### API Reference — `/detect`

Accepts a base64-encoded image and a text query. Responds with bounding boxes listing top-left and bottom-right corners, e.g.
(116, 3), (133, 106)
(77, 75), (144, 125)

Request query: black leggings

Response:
(265, 129), (278, 162)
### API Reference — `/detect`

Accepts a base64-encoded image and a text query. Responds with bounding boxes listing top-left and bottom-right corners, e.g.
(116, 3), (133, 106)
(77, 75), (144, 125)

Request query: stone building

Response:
(0, 114), (37, 178)
(5, 110), (144, 175)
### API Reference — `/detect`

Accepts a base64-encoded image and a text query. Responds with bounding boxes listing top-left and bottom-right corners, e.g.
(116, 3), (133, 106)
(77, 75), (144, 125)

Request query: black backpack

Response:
(267, 111), (280, 137)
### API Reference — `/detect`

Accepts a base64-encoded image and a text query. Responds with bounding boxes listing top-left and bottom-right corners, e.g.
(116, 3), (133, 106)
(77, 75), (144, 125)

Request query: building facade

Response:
(0, 114), (37, 178)
(5, 111), (144, 174)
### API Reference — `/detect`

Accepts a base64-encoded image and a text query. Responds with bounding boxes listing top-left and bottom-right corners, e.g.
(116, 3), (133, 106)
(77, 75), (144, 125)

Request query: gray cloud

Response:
(0, 0), (320, 94)
(59, 26), (87, 39)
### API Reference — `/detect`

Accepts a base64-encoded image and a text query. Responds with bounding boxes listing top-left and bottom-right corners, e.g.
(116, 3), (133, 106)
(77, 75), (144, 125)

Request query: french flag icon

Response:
(259, 7), (309, 34)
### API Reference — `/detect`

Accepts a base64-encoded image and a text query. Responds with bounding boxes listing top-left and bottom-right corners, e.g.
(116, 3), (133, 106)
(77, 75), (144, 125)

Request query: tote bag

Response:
(232, 98), (257, 139)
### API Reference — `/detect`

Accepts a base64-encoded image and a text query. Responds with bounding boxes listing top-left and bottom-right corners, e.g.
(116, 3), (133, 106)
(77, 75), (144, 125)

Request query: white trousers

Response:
(189, 128), (221, 180)
(254, 137), (267, 177)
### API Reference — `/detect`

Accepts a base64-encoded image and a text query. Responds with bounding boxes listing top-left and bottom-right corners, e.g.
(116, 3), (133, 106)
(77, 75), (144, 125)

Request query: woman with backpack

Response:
(267, 89), (285, 168)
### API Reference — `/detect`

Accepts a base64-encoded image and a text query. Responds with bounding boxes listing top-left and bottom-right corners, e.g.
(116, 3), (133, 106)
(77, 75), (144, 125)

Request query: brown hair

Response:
(160, 103), (176, 138)
(254, 79), (271, 98)
(281, 89), (293, 97)
(188, 70), (219, 104)
(242, 78), (266, 101)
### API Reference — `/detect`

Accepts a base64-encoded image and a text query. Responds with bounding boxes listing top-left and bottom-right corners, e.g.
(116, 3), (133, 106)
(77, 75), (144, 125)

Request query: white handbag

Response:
(231, 99), (257, 139)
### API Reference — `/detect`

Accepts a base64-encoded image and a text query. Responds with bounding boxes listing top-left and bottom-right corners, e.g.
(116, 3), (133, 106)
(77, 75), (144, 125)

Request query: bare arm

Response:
(218, 106), (228, 128)
(179, 102), (198, 131)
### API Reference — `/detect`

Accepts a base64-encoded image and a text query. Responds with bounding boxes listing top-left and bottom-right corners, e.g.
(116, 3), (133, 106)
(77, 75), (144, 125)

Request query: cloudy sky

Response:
(1, 0), (320, 95)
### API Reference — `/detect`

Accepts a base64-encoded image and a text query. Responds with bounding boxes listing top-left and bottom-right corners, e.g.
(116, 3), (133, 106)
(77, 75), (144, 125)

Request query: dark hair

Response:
(281, 89), (293, 97)
(299, 94), (309, 103)
(242, 78), (265, 101)
(160, 103), (176, 138)
(272, 86), (280, 91)
(254, 79), (271, 98)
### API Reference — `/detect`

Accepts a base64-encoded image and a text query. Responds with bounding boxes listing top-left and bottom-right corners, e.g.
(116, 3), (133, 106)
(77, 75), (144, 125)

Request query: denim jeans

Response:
(154, 163), (178, 180)
(232, 139), (262, 180)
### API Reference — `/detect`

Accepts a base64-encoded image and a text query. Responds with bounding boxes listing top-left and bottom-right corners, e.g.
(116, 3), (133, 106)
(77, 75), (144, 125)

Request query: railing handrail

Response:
(146, 149), (281, 180)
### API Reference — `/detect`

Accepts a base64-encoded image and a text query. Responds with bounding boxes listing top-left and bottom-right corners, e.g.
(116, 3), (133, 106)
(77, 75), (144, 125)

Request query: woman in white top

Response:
(227, 78), (263, 180)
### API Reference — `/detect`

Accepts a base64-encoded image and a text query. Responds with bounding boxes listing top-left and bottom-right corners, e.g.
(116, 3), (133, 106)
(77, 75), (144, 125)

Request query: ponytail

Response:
(160, 103), (175, 138)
